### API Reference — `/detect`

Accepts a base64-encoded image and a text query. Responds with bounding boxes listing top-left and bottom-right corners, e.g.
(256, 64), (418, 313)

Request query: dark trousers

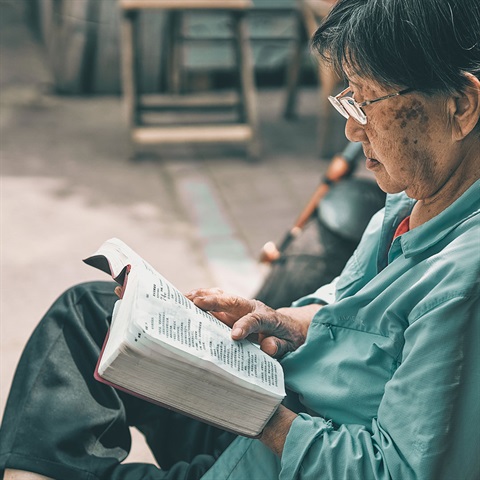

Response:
(0, 282), (236, 480)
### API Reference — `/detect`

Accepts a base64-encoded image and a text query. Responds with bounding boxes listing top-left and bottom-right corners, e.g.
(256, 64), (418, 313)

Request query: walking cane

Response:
(259, 142), (363, 263)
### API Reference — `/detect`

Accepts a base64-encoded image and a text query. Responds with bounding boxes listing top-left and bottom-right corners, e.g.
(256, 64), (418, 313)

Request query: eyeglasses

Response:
(328, 87), (415, 125)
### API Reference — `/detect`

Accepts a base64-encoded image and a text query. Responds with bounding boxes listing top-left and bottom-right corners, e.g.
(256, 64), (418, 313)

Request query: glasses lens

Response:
(341, 98), (367, 125)
(328, 96), (349, 120)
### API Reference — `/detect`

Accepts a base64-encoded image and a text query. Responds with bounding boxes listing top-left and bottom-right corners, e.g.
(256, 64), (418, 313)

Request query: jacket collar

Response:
(387, 179), (480, 259)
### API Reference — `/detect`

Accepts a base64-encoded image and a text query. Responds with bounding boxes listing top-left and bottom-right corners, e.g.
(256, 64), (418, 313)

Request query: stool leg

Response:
(284, 11), (307, 119)
(120, 10), (140, 160)
(300, 1), (342, 157)
(317, 63), (341, 157)
(166, 10), (183, 94)
(233, 11), (260, 161)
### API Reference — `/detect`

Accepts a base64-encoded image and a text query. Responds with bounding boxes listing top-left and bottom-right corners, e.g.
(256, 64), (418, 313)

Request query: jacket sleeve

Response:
(279, 293), (480, 480)
(291, 277), (339, 307)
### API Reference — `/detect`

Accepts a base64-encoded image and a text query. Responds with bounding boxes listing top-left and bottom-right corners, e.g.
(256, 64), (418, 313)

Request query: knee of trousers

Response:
(39, 280), (118, 350)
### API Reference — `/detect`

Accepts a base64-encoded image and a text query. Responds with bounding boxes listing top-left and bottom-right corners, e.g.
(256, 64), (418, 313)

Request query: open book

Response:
(84, 238), (286, 438)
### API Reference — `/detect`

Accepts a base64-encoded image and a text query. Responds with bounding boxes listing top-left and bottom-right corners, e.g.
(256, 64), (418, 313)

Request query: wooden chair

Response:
(284, 0), (343, 156)
(119, 0), (260, 160)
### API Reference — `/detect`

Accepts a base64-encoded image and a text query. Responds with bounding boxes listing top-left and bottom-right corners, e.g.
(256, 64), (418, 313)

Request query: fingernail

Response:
(231, 327), (243, 338)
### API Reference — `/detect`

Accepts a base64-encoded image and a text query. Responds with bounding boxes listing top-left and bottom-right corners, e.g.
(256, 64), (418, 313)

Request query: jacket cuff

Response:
(280, 413), (333, 479)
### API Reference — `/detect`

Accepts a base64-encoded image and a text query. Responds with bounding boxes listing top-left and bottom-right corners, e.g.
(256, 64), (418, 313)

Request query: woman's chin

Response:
(373, 174), (405, 195)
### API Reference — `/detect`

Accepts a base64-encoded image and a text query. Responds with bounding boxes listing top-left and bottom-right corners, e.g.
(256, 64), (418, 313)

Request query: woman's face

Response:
(344, 77), (460, 200)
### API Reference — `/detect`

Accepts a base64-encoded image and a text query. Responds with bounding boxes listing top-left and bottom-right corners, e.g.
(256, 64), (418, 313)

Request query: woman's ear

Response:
(450, 73), (480, 141)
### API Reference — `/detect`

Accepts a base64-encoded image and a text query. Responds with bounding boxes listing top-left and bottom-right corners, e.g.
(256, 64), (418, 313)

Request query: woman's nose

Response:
(345, 117), (367, 143)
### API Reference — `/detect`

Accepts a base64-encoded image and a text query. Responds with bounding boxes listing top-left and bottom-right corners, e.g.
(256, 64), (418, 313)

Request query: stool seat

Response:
(132, 124), (253, 144)
(118, 0), (260, 160)
(120, 0), (252, 11)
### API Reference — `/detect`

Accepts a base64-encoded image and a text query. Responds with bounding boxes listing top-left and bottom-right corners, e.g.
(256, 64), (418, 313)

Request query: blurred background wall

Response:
(23, 0), (317, 95)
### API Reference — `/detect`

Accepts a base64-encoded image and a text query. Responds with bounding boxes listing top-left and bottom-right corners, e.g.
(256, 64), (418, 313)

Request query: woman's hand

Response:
(114, 285), (124, 298)
(186, 288), (322, 358)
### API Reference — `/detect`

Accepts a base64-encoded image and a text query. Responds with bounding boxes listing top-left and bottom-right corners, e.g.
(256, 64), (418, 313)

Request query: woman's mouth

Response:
(366, 157), (381, 170)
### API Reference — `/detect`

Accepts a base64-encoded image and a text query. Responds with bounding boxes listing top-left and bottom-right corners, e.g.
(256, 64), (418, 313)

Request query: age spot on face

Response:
(394, 107), (409, 129)
(394, 100), (430, 132)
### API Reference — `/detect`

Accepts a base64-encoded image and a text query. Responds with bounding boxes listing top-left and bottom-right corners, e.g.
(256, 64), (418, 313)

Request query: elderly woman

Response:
(2, 0), (479, 479)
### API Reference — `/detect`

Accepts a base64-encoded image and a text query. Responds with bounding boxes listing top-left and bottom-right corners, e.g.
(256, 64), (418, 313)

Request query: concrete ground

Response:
(0, 0), (348, 465)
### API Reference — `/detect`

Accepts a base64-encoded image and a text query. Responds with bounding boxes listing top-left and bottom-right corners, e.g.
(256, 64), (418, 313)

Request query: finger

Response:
(114, 286), (124, 299)
(185, 287), (223, 299)
(231, 312), (269, 340)
(193, 294), (254, 317)
(207, 311), (237, 326)
(260, 336), (291, 358)
(230, 310), (292, 345)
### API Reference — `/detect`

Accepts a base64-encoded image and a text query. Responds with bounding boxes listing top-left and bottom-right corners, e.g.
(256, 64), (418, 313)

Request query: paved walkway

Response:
(0, 0), (348, 464)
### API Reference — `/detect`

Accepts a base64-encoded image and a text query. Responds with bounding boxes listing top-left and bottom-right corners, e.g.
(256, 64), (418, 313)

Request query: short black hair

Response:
(312, 0), (480, 94)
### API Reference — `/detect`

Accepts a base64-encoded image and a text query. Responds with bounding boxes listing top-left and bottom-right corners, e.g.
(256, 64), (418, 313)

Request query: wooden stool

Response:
(118, 0), (260, 160)
(284, 0), (343, 156)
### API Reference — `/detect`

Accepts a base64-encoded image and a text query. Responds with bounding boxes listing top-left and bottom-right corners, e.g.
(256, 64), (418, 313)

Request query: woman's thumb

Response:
(261, 336), (290, 358)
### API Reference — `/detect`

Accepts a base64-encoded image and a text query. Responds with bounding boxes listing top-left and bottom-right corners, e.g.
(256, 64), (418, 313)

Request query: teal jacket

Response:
(203, 180), (480, 480)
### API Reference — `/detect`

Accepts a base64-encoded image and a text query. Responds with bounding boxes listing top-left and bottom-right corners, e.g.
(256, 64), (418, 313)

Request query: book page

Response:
(132, 269), (285, 397)
(86, 238), (285, 398)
